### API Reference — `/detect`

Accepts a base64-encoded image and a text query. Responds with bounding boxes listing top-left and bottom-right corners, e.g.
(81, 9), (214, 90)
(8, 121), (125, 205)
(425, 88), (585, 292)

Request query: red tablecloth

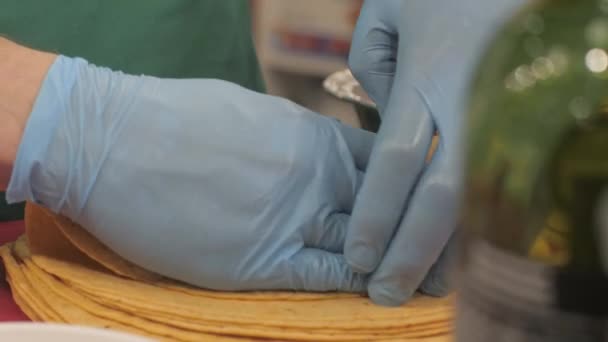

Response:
(0, 221), (29, 322)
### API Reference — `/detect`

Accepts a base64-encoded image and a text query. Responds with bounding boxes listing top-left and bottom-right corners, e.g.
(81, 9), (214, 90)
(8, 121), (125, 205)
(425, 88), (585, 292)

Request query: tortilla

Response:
(28, 256), (449, 341)
(2, 241), (64, 323)
(3, 241), (249, 342)
(24, 204), (96, 268)
(12, 289), (41, 322)
(2, 202), (454, 341)
(3, 238), (452, 341)
(427, 135), (440, 162)
(32, 251), (451, 325)
(23, 260), (252, 341)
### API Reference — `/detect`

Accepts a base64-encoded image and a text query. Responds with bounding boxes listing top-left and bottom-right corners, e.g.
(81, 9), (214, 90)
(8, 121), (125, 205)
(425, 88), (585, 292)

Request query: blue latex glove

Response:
(7, 56), (375, 292)
(346, 0), (527, 306)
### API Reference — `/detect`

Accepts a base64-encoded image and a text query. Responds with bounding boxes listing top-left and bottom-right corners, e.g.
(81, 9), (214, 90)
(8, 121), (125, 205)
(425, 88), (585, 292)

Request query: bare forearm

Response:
(0, 38), (57, 189)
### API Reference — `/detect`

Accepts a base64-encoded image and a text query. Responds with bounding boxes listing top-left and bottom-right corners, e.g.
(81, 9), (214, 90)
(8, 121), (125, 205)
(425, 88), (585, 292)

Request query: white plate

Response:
(0, 323), (155, 342)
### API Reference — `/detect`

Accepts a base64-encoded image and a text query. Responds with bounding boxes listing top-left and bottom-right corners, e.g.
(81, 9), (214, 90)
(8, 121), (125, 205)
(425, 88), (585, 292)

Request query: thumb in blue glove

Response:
(348, 0), (402, 113)
(7, 55), (376, 292)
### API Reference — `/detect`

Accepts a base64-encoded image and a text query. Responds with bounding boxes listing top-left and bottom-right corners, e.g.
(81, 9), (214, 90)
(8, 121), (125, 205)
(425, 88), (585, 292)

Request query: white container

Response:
(0, 323), (155, 342)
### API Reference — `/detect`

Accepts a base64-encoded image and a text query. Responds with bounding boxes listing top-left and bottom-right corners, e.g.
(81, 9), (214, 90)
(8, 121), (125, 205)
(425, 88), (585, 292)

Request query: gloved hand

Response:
(347, 0), (527, 306)
(7, 56), (375, 292)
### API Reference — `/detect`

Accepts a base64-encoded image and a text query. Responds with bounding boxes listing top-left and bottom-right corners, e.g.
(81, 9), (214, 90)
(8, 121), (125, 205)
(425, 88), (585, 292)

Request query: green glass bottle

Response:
(458, 0), (608, 340)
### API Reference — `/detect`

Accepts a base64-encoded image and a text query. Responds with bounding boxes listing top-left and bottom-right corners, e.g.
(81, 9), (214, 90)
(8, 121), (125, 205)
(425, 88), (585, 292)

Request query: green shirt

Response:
(0, 0), (265, 221)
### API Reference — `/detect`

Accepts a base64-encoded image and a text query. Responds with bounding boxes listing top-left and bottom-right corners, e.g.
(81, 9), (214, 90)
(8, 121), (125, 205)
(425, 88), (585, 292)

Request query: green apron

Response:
(0, 0), (265, 221)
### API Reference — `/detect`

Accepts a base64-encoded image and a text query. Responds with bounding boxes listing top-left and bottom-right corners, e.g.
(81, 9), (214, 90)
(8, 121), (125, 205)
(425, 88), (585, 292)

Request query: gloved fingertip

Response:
(345, 244), (379, 274)
(420, 269), (452, 297)
(368, 283), (415, 307)
(420, 274), (451, 297)
(419, 233), (459, 297)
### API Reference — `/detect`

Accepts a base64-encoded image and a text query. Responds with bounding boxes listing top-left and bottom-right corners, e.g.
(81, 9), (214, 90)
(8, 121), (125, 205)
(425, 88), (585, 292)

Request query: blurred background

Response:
(250, 0), (364, 128)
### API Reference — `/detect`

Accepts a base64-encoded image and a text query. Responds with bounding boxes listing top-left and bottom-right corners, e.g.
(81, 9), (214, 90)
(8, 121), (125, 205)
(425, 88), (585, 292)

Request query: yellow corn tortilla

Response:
(24, 204), (98, 269)
(11, 202), (454, 341)
(26, 256), (449, 341)
(32, 252), (451, 332)
(2, 241), (64, 323)
(3, 241), (249, 342)
(12, 289), (41, 322)
(427, 135), (440, 162)
(3, 241), (452, 341)
(3, 243), (42, 322)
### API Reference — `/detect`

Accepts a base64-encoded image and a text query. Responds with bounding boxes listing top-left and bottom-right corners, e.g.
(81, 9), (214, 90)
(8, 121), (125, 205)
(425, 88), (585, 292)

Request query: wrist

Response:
(0, 38), (57, 188)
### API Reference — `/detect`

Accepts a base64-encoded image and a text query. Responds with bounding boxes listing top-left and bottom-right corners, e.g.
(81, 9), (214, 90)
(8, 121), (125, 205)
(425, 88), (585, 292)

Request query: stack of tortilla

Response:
(0, 203), (454, 341)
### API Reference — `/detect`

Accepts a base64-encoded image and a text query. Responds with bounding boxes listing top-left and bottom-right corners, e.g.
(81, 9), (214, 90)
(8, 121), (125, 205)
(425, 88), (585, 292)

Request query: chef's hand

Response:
(7, 56), (375, 292)
(346, 0), (527, 306)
